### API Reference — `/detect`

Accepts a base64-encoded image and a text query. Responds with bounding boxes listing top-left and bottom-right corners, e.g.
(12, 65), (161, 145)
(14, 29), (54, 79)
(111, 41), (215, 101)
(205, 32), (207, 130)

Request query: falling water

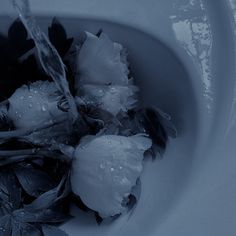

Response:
(12, 0), (78, 121)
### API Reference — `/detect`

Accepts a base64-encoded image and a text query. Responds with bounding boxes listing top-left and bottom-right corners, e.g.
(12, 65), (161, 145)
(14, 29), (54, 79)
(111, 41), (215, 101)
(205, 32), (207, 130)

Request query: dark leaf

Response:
(7, 19), (35, 59)
(142, 109), (167, 149)
(8, 19), (28, 45)
(153, 107), (177, 138)
(14, 165), (56, 197)
(41, 225), (68, 236)
(0, 170), (22, 210)
(134, 107), (176, 158)
(11, 219), (42, 236)
(48, 18), (73, 57)
(0, 34), (7, 46)
(25, 174), (70, 211)
(0, 215), (11, 236)
(94, 212), (103, 225)
(96, 29), (103, 37)
(13, 207), (70, 224)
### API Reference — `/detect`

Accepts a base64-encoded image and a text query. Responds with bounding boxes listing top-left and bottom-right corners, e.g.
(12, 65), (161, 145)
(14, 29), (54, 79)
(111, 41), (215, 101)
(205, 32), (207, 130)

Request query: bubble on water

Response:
(28, 95), (33, 99)
(119, 166), (123, 170)
(110, 167), (115, 172)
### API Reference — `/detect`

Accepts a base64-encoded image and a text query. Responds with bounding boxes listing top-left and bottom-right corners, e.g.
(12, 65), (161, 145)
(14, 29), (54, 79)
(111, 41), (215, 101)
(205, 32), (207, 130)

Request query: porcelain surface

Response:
(0, 1), (236, 235)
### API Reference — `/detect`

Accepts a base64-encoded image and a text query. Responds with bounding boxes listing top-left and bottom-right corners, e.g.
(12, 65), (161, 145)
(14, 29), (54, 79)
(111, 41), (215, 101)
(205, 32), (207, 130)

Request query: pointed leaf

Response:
(25, 174), (70, 211)
(48, 18), (73, 57)
(42, 225), (68, 236)
(14, 165), (56, 197)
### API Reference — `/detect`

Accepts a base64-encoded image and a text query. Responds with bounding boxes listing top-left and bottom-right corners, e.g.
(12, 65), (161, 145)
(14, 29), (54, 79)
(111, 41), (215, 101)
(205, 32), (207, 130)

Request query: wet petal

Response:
(76, 32), (129, 88)
(80, 84), (139, 116)
(71, 134), (152, 218)
(8, 81), (66, 129)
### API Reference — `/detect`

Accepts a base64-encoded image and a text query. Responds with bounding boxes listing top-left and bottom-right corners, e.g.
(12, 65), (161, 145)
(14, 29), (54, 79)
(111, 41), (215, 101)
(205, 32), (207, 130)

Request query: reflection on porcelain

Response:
(170, 0), (213, 113)
(225, 0), (236, 137)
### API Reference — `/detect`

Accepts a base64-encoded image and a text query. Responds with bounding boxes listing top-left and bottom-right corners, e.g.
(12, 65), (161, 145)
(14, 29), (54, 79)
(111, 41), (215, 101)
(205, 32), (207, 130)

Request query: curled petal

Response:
(76, 32), (129, 88)
(80, 84), (139, 116)
(71, 134), (152, 218)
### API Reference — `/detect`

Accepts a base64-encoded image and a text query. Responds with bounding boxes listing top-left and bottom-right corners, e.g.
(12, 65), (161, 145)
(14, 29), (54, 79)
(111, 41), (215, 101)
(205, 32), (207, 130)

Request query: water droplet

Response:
(41, 104), (47, 112)
(98, 89), (103, 94)
(28, 95), (33, 99)
(29, 103), (33, 108)
(110, 167), (114, 172)
(20, 96), (24, 100)
(34, 90), (38, 94)
(100, 163), (105, 169)
(110, 87), (116, 94)
(119, 166), (123, 170)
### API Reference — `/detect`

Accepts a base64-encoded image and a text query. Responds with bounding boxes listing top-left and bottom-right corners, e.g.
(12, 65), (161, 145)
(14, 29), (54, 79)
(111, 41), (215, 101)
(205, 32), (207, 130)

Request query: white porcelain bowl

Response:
(0, 1), (236, 235)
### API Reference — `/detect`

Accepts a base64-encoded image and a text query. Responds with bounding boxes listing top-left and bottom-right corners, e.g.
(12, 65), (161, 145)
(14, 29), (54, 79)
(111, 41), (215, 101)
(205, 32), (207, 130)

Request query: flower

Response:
(6, 80), (71, 145)
(75, 32), (129, 88)
(75, 32), (139, 117)
(71, 134), (152, 218)
(8, 80), (66, 129)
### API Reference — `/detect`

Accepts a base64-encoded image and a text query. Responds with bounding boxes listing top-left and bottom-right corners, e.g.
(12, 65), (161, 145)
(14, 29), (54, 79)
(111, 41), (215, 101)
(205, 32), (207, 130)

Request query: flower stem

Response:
(0, 117), (66, 139)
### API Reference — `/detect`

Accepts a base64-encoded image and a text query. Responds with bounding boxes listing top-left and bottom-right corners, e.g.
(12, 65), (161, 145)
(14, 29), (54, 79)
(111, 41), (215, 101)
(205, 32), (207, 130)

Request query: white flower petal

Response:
(80, 84), (139, 116)
(76, 32), (129, 88)
(71, 134), (152, 218)
(8, 81), (66, 129)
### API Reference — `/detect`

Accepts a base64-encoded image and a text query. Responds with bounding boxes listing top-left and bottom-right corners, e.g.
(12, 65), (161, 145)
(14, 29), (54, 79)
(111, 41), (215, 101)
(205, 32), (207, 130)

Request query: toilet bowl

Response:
(0, 1), (236, 235)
